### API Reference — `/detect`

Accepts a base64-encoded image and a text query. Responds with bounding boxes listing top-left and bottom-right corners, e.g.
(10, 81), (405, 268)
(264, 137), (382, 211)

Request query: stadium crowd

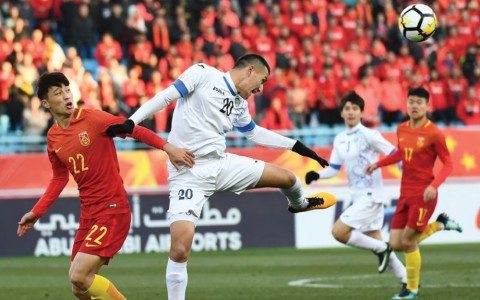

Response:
(0, 0), (479, 137)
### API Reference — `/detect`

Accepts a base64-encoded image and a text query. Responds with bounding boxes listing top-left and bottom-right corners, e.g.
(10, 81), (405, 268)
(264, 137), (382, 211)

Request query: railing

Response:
(0, 125), (399, 155)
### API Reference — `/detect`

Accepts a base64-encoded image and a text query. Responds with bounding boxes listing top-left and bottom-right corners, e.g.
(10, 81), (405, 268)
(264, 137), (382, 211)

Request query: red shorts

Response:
(391, 195), (437, 232)
(71, 213), (131, 264)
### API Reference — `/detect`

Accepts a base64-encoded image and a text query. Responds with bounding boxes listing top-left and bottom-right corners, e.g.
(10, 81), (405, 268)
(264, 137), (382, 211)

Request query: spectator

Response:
(260, 97), (293, 130)
(95, 33), (123, 68)
(456, 86), (480, 125)
(23, 96), (50, 135)
(70, 4), (96, 59)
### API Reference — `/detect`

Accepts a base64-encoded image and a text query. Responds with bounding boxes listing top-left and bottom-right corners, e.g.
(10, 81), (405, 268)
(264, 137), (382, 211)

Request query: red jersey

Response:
(377, 120), (452, 197)
(33, 108), (166, 219)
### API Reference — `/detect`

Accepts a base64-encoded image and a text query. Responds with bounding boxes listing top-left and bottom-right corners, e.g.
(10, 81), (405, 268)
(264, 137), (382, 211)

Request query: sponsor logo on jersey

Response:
(213, 86), (225, 96)
(416, 136), (425, 148)
(78, 131), (90, 146)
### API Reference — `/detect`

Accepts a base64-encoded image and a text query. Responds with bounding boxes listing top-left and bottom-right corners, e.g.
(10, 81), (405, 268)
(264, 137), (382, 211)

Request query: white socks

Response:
(388, 252), (407, 283)
(281, 176), (307, 209)
(346, 230), (388, 253)
(166, 258), (188, 300)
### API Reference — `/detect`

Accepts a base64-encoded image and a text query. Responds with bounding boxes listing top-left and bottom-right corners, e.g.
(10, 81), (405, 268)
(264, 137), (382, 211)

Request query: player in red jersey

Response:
(17, 72), (195, 300)
(366, 87), (454, 299)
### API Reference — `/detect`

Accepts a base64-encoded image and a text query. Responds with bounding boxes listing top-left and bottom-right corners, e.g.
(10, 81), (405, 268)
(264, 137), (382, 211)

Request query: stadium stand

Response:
(0, 0), (479, 153)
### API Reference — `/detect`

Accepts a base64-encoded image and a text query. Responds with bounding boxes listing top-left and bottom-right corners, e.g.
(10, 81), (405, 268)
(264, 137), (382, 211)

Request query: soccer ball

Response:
(398, 4), (437, 42)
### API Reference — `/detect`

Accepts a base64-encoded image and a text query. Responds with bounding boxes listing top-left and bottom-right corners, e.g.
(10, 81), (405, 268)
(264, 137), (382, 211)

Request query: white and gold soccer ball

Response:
(398, 3), (437, 42)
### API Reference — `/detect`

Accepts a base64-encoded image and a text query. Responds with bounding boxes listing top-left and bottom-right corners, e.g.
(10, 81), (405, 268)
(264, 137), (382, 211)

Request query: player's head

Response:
(339, 91), (364, 128)
(232, 53), (270, 99)
(407, 87), (429, 121)
(37, 72), (75, 115)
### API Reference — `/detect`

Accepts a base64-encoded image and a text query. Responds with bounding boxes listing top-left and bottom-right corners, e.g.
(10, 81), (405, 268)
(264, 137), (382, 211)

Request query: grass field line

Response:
(288, 273), (480, 289)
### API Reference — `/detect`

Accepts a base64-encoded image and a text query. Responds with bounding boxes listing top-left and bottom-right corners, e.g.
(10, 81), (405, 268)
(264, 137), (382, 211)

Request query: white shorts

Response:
(340, 192), (385, 232)
(166, 153), (265, 225)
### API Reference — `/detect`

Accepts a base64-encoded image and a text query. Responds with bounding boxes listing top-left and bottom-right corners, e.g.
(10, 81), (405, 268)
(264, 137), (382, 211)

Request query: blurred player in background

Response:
(106, 53), (335, 300)
(17, 72), (195, 300)
(306, 91), (407, 284)
(366, 87), (462, 300)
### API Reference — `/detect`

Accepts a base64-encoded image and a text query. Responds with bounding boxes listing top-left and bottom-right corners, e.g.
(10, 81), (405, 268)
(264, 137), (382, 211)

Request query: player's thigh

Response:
(169, 220), (196, 262)
(340, 195), (384, 232)
(167, 165), (216, 223)
(331, 219), (354, 243)
(69, 252), (105, 280)
(407, 198), (437, 232)
(72, 213), (131, 263)
(389, 229), (404, 250)
(254, 162), (296, 189)
(216, 153), (266, 192)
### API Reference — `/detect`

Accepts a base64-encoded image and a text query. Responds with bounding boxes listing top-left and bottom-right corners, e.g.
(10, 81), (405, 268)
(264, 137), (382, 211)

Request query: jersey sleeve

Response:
(233, 100), (254, 132)
(328, 139), (343, 170)
(430, 131), (453, 188)
(369, 130), (396, 156)
(173, 64), (208, 98)
(31, 150), (69, 218)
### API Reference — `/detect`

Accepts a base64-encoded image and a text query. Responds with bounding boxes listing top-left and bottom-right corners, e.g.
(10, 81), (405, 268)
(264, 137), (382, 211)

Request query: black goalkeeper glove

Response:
(305, 171), (320, 185)
(106, 119), (135, 137)
(291, 140), (329, 168)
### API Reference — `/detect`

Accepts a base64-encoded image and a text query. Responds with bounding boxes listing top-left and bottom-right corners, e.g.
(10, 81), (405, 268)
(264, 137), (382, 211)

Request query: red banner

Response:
(1, 128), (479, 190)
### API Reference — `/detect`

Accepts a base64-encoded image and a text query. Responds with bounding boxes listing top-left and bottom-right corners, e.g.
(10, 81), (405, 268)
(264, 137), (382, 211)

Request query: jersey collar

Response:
(346, 123), (362, 135)
(223, 72), (238, 96)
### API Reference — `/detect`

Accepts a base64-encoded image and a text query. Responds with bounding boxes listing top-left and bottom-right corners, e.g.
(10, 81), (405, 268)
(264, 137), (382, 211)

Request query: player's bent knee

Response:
(170, 245), (190, 262)
(400, 238), (416, 252)
(331, 228), (348, 244)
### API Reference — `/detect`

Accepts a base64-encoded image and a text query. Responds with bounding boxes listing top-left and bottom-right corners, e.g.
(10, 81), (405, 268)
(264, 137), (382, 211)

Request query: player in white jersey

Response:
(107, 54), (336, 300)
(305, 91), (407, 284)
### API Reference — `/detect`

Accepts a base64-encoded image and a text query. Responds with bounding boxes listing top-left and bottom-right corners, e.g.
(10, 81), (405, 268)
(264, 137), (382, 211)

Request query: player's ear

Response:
(40, 98), (50, 109)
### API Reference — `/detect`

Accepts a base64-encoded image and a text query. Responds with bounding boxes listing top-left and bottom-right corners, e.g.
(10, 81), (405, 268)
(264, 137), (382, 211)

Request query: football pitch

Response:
(1, 243), (478, 300)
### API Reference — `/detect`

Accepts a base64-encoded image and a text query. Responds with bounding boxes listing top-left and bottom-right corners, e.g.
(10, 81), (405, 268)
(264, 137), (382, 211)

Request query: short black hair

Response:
(408, 87), (429, 102)
(339, 91), (365, 111)
(36, 72), (69, 100)
(234, 53), (270, 74)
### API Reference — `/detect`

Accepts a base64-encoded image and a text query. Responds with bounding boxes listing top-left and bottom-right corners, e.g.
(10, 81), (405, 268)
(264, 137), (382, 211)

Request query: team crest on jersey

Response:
(234, 96), (241, 107)
(78, 131), (90, 146)
(416, 137), (425, 148)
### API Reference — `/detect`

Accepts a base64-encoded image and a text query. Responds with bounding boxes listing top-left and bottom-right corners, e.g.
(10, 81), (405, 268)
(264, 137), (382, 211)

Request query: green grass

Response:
(1, 243), (479, 299)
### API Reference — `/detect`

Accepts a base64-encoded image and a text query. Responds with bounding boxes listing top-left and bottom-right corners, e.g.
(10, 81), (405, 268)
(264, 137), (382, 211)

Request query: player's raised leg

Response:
(167, 220), (195, 300)
(255, 163), (336, 212)
(69, 252), (126, 300)
(417, 212), (463, 242)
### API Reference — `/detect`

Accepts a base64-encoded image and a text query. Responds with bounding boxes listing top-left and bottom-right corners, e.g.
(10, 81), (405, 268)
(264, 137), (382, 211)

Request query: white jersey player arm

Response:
(241, 123), (296, 149)
(129, 85), (181, 124)
(130, 64), (205, 124)
(317, 139), (342, 178)
(369, 130), (396, 155)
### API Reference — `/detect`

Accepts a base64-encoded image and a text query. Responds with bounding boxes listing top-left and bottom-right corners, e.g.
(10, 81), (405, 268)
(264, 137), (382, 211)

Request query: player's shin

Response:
(166, 258), (188, 300)
(86, 274), (126, 300)
(280, 176), (307, 209)
(417, 221), (443, 243)
(388, 252), (407, 284)
(405, 248), (421, 292)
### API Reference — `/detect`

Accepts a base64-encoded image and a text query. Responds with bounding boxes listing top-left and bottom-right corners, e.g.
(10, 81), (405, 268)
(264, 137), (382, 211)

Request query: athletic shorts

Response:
(71, 213), (131, 264)
(391, 195), (437, 232)
(340, 191), (385, 232)
(167, 153), (265, 225)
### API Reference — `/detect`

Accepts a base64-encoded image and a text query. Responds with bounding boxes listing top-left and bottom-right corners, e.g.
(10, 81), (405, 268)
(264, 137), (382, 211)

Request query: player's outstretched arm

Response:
(241, 124), (328, 167)
(106, 85), (181, 137)
(17, 211), (38, 237)
(291, 141), (329, 167)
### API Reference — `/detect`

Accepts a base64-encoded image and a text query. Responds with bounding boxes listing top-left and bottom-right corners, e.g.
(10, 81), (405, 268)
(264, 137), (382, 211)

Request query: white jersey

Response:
(329, 123), (395, 199)
(169, 64), (253, 158)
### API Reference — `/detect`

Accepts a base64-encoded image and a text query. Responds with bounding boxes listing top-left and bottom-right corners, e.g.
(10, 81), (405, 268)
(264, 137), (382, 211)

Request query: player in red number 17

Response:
(366, 87), (462, 300)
